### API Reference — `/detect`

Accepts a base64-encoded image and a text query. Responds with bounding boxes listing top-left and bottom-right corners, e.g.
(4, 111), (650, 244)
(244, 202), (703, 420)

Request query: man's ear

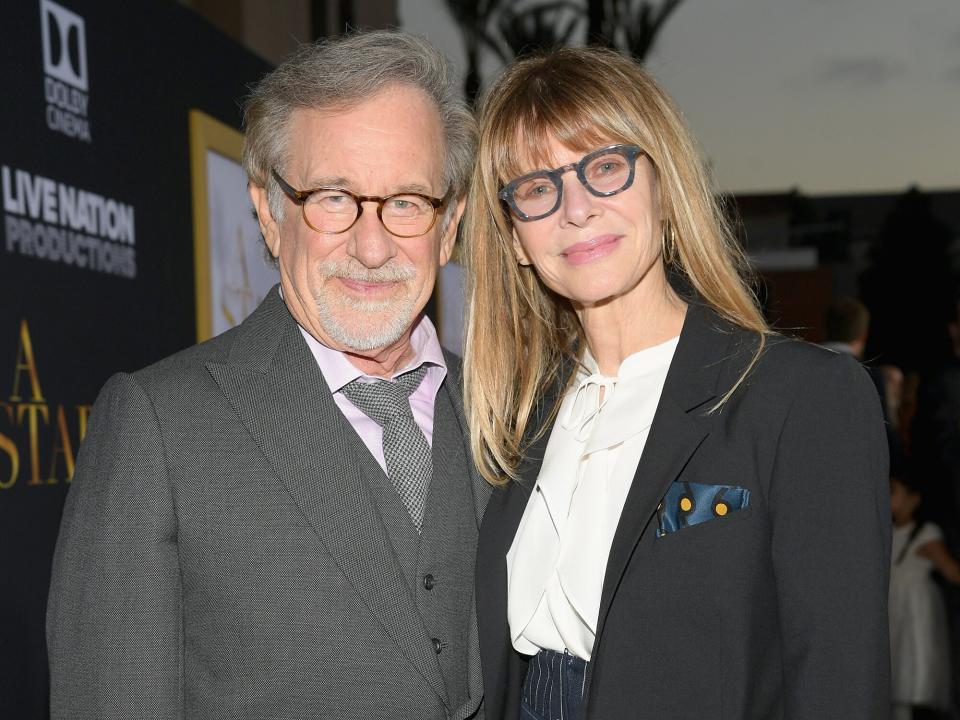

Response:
(249, 183), (281, 259)
(438, 196), (466, 267)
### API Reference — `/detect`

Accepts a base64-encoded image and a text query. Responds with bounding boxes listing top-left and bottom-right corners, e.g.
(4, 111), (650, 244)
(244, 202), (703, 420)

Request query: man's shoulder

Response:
(131, 288), (288, 395)
(132, 323), (243, 389)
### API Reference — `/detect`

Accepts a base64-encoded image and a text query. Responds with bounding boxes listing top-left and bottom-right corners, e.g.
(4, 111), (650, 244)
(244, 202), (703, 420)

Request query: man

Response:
(914, 291), (960, 540)
(914, 291), (960, 718)
(47, 31), (488, 719)
(821, 296), (871, 359)
(822, 296), (893, 422)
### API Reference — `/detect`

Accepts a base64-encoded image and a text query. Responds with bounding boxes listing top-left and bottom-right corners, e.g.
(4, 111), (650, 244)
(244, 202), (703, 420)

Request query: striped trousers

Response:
(520, 649), (588, 720)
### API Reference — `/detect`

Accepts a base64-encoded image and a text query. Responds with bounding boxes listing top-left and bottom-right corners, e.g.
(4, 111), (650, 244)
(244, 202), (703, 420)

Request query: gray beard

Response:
(313, 259), (419, 352)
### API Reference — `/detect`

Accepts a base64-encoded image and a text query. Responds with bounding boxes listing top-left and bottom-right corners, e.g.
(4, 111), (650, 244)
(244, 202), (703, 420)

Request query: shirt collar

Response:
(297, 313), (447, 393)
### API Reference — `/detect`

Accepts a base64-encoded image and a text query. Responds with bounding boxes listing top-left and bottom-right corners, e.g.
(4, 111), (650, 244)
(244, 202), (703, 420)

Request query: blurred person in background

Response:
(913, 288), (960, 718)
(822, 296), (894, 418)
(914, 290), (960, 527)
(822, 296), (871, 360)
(890, 464), (960, 720)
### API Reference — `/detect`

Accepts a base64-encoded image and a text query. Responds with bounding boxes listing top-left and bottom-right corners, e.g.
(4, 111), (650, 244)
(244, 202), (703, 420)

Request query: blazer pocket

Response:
(656, 480), (751, 538)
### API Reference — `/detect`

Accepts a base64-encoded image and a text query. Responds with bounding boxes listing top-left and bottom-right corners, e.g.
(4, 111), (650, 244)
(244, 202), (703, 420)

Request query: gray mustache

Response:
(320, 260), (417, 283)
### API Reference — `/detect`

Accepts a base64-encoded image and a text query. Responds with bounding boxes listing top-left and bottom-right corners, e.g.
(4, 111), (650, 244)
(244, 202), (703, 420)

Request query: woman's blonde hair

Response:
(462, 46), (768, 485)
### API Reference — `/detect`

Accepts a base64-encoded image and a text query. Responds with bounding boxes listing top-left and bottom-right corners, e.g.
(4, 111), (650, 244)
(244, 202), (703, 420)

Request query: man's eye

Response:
(386, 196), (429, 215)
(313, 191), (354, 213)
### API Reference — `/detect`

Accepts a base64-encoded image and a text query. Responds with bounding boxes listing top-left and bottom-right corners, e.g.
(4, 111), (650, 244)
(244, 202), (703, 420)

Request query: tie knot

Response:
(340, 364), (429, 427)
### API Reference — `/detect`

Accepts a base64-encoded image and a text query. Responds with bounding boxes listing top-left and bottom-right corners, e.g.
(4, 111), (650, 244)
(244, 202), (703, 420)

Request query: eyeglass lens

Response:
(511, 147), (635, 219)
(303, 191), (437, 236)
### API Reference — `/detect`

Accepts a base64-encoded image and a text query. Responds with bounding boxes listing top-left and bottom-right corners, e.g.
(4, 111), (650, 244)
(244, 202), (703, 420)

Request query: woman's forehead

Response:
(499, 126), (620, 180)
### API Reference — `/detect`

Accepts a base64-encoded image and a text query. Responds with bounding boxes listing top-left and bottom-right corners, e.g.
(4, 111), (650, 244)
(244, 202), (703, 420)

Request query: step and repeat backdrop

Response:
(0, 1), (271, 716)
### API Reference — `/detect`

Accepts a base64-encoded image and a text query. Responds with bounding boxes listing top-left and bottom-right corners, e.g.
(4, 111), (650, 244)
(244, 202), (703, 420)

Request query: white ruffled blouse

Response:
(506, 336), (679, 661)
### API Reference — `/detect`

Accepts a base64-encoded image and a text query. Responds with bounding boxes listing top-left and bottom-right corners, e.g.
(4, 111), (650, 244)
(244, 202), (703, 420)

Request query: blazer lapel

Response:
(487, 402), (553, 565)
(475, 409), (550, 684)
(593, 303), (739, 651)
(205, 290), (448, 705)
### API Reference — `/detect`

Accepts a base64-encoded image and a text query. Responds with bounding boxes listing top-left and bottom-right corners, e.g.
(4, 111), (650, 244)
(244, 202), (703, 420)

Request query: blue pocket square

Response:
(656, 481), (751, 537)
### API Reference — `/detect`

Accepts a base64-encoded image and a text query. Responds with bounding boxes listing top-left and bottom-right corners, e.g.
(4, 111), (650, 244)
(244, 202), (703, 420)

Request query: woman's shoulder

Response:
(717, 326), (879, 410)
(751, 329), (864, 376)
(686, 302), (849, 375)
(761, 333), (861, 374)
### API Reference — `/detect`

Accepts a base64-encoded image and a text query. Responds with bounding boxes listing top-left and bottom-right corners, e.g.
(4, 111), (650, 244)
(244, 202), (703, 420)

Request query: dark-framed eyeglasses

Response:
(272, 170), (448, 238)
(498, 144), (645, 222)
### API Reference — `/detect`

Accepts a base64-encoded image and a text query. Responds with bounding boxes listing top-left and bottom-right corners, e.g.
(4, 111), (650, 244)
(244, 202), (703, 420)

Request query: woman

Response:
(889, 469), (960, 719)
(462, 47), (890, 720)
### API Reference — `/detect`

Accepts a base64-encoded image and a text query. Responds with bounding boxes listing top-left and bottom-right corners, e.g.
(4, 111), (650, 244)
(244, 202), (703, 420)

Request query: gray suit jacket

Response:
(47, 288), (491, 719)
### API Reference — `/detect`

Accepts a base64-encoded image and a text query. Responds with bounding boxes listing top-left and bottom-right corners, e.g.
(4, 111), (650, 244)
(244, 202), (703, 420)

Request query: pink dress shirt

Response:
(298, 315), (448, 473)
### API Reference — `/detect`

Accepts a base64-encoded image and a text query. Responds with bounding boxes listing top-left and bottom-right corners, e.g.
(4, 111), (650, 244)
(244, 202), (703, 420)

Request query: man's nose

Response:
(346, 202), (397, 268)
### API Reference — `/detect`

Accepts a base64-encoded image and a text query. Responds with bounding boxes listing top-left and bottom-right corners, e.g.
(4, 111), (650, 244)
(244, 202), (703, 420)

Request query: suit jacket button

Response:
(423, 573), (435, 590)
(432, 638), (443, 654)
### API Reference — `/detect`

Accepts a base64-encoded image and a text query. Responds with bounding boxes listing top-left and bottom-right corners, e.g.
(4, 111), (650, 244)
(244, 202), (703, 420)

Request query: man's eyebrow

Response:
(303, 175), (351, 189)
(303, 178), (440, 197)
(392, 182), (438, 196)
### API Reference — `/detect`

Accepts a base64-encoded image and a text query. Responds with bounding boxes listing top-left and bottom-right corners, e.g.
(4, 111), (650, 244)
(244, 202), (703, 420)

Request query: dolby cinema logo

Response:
(40, 0), (91, 143)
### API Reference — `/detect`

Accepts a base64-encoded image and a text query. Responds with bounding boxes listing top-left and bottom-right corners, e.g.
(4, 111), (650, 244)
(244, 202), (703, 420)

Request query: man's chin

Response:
(318, 308), (417, 354)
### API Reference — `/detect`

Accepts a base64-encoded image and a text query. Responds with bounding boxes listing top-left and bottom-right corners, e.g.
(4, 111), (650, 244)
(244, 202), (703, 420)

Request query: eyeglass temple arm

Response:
(271, 170), (310, 204)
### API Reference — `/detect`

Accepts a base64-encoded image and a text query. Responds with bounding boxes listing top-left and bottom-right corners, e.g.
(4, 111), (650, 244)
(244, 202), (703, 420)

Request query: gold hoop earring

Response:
(661, 219), (677, 266)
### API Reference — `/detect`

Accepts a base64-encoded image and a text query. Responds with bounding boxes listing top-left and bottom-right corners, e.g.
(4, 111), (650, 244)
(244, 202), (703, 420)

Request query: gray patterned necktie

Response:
(340, 365), (432, 532)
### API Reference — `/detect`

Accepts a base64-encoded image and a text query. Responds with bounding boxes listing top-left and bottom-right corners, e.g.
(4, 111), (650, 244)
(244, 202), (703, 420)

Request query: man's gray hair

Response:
(242, 30), (476, 226)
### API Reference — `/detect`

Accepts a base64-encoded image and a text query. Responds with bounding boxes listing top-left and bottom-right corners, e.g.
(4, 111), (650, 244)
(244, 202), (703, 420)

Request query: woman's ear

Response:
(512, 228), (531, 266)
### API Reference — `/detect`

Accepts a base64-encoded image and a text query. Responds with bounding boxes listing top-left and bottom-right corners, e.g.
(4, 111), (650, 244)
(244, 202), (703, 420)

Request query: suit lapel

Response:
(442, 351), (494, 528)
(205, 290), (448, 705)
(439, 357), (495, 720)
(593, 303), (739, 651)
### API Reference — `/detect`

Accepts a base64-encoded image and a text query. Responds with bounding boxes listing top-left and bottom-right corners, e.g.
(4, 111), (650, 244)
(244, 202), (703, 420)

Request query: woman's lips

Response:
(560, 235), (621, 265)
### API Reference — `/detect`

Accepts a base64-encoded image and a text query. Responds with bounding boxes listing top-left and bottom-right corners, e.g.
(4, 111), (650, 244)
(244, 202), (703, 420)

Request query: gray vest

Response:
(352, 379), (478, 711)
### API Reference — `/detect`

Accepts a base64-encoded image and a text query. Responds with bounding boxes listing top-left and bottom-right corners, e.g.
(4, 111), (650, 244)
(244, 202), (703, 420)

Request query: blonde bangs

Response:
(480, 65), (643, 184)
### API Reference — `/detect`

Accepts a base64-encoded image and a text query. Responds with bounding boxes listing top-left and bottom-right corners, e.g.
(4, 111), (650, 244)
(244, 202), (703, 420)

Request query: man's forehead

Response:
(285, 89), (444, 189)
(287, 86), (442, 142)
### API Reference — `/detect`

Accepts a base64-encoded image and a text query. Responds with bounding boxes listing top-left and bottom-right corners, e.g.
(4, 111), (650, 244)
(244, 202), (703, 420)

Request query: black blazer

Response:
(476, 303), (890, 720)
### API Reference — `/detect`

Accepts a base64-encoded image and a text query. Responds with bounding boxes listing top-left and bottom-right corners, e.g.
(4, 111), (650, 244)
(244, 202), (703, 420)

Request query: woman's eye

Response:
(595, 159), (624, 174)
(521, 182), (555, 199)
